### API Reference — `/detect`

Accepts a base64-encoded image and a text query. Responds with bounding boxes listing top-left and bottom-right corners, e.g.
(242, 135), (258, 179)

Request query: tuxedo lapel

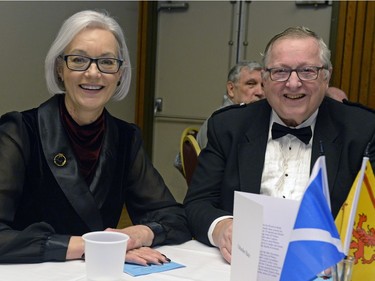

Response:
(38, 96), (103, 230)
(311, 100), (342, 193)
(238, 104), (271, 194)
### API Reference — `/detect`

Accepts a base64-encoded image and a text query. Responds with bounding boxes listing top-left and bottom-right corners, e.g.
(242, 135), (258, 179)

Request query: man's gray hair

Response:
(227, 61), (263, 83)
(262, 26), (331, 79)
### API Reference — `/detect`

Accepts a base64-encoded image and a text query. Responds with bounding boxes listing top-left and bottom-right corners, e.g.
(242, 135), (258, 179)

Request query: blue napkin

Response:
(312, 277), (332, 281)
(124, 261), (185, 277)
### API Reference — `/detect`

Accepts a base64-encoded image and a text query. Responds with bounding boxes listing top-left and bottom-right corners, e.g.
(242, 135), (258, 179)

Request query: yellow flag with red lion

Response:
(335, 160), (375, 280)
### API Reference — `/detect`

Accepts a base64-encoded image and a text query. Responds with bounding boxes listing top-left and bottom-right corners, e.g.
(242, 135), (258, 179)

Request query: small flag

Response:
(335, 159), (375, 280)
(280, 156), (345, 281)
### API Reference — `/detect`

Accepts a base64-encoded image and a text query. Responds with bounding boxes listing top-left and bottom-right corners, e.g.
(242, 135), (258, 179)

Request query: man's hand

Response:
(212, 218), (233, 263)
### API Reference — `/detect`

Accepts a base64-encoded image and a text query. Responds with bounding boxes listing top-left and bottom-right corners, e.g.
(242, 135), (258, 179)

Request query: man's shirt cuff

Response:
(207, 215), (233, 246)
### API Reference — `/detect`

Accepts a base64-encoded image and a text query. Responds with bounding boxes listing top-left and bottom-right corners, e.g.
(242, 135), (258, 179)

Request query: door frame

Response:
(135, 1), (158, 156)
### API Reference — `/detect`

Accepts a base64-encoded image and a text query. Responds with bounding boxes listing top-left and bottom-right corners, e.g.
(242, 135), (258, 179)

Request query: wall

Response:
(0, 1), (138, 122)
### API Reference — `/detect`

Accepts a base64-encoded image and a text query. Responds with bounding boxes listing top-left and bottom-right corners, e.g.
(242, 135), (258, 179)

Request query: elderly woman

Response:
(0, 10), (191, 264)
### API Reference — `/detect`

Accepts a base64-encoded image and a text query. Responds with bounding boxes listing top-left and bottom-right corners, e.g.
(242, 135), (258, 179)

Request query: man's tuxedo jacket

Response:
(184, 97), (375, 245)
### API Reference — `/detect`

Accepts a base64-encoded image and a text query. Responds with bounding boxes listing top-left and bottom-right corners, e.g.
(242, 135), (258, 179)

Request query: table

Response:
(0, 240), (231, 281)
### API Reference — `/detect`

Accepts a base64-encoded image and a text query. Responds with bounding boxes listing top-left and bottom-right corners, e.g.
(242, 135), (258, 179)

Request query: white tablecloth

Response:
(0, 240), (231, 281)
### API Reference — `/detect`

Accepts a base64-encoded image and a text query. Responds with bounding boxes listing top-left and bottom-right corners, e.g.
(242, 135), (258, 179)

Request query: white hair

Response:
(45, 10), (131, 101)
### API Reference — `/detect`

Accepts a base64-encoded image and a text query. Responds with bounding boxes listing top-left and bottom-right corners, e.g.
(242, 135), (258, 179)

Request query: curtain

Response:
(331, 1), (375, 108)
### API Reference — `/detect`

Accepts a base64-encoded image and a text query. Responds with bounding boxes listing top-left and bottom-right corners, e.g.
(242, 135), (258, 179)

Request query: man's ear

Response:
(226, 81), (235, 98)
(261, 69), (267, 83)
(326, 67), (332, 81)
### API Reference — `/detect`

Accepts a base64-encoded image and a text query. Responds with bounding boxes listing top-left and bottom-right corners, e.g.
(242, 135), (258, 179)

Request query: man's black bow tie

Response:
(271, 122), (312, 145)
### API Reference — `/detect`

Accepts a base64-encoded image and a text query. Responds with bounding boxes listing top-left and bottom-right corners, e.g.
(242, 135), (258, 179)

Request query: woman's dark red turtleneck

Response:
(59, 97), (105, 185)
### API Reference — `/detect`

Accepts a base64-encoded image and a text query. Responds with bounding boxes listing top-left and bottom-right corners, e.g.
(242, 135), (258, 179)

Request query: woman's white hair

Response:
(45, 10), (131, 101)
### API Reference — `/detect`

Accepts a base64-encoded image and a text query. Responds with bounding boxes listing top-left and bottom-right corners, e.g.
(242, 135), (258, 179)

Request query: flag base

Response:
(332, 256), (354, 281)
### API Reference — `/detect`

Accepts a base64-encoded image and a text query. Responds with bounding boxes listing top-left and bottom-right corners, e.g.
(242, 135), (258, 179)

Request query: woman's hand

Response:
(66, 236), (85, 260)
(106, 225), (154, 249)
(105, 225), (170, 266)
(126, 247), (170, 266)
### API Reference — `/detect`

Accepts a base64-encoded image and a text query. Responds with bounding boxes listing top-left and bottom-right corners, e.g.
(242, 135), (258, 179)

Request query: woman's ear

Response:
(56, 57), (64, 81)
(117, 68), (124, 86)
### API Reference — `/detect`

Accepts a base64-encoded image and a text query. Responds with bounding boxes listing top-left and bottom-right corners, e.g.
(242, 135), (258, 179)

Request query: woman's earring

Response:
(117, 80), (121, 86)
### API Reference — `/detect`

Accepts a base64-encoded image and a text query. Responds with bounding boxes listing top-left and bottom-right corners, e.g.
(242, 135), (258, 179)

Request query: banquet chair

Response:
(181, 132), (201, 186)
(117, 206), (132, 228)
(179, 127), (199, 176)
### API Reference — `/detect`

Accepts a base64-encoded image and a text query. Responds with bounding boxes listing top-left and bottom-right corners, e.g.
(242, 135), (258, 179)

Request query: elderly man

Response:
(184, 26), (375, 263)
(174, 61), (264, 173)
(196, 61), (264, 148)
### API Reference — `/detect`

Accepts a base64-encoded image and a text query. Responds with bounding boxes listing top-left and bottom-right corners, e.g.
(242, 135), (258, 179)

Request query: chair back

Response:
(181, 132), (201, 186)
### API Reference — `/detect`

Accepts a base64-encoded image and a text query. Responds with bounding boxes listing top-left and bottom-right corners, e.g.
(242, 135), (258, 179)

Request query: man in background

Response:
(326, 86), (348, 102)
(196, 61), (265, 148)
(174, 61), (264, 173)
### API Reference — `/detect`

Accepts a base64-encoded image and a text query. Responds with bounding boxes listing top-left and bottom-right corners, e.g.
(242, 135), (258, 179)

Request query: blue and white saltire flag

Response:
(280, 156), (345, 281)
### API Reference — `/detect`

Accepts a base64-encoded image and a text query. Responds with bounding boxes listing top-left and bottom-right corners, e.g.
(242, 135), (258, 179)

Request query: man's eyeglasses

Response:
(265, 66), (326, 82)
(62, 55), (123, 74)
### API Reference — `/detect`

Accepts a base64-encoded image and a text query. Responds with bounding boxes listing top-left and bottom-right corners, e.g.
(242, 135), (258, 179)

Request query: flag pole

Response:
(319, 141), (331, 210)
(342, 155), (369, 255)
